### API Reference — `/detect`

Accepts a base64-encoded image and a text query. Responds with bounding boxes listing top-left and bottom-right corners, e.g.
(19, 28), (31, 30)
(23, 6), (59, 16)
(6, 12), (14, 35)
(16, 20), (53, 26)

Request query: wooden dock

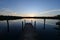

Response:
(20, 23), (38, 40)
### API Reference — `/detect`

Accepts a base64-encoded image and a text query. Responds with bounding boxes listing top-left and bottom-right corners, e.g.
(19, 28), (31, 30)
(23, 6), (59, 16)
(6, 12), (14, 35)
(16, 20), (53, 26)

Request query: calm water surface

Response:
(0, 19), (60, 40)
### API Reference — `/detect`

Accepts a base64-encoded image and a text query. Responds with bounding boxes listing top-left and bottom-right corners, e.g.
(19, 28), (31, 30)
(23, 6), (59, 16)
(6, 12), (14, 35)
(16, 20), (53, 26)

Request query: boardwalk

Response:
(20, 23), (38, 40)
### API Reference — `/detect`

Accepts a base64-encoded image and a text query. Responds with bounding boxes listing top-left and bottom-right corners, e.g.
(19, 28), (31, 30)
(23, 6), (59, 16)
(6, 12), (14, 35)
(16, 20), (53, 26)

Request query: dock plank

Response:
(20, 23), (38, 40)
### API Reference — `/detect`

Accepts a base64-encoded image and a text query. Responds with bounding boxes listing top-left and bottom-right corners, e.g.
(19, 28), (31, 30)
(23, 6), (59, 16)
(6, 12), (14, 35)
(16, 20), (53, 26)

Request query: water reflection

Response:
(0, 19), (60, 40)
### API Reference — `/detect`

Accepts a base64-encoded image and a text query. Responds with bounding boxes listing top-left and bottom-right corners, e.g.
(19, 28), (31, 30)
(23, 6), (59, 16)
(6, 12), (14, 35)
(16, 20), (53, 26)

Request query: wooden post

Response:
(44, 19), (46, 29)
(34, 21), (36, 30)
(22, 21), (23, 31)
(7, 20), (9, 32)
(24, 20), (26, 26)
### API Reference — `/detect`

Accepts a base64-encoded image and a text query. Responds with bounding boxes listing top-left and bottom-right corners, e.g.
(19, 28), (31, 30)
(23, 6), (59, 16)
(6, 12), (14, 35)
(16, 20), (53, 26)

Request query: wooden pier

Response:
(20, 23), (38, 40)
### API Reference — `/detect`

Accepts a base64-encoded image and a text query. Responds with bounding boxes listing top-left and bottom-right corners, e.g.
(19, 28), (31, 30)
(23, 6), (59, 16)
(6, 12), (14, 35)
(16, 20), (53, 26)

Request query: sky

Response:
(0, 0), (60, 16)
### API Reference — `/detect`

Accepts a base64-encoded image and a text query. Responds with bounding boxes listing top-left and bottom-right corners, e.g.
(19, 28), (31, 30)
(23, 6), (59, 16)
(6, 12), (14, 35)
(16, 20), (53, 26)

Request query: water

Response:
(0, 19), (60, 40)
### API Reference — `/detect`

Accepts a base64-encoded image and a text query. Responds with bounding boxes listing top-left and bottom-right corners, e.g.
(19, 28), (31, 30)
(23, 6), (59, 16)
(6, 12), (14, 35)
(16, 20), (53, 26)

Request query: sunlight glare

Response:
(24, 14), (35, 17)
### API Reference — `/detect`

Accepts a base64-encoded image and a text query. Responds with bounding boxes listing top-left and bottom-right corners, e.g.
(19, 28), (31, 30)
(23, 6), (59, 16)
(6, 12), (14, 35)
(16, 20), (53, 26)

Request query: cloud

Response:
(17, 9), (60, 17)
(39, 9), (60, 16)
(0, 8), (16, 16)
(40, 9), (60, 14)
(0, 8), (60, 17)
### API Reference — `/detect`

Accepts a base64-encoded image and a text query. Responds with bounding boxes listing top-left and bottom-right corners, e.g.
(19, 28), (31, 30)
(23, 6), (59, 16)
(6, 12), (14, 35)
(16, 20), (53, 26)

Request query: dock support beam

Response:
(34, 21), (36, 30)
(22, 21), (23, 31)
(7, 20), (9, 32)
(44, 19), (46, 29)
(24, 20), (26, 26)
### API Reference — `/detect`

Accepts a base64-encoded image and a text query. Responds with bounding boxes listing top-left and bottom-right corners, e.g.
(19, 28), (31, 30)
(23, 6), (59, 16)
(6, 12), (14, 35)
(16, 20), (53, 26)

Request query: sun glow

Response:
(27, 14), (35, 17)
(22, 14), (36, 17)
(22, 14), (36, 20)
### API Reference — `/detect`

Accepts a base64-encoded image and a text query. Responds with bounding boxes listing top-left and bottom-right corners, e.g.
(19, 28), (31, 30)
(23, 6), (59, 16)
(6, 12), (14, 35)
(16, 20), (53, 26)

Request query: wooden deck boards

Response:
(22, 23), (37, 40)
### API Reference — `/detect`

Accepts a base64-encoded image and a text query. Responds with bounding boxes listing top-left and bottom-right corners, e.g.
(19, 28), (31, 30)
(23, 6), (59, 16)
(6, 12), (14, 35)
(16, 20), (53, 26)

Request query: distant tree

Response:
(57, 15), (60, 17)
(54, 15), (60, 18)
